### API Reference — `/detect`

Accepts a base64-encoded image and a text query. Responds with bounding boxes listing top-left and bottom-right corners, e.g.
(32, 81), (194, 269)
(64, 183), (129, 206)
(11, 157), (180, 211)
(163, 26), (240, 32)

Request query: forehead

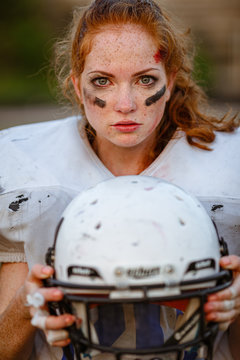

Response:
(84, 24), (159, 72)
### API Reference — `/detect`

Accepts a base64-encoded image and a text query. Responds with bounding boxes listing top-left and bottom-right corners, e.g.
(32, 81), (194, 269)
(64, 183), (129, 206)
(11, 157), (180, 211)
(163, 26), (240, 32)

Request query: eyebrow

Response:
(87, 68), (161, 77)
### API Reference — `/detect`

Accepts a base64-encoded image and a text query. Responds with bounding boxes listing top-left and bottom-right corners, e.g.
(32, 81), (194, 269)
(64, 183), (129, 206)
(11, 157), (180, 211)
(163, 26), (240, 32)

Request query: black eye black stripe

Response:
(145, 85), (166, 106)
(94, 97), (106, 108)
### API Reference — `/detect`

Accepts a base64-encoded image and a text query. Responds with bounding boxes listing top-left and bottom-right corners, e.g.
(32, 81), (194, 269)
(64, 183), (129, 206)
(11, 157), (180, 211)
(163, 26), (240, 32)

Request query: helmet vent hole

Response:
(179, 218), (186, 226)
(131, 181), (138, 184)
(90, 199), (98, 205)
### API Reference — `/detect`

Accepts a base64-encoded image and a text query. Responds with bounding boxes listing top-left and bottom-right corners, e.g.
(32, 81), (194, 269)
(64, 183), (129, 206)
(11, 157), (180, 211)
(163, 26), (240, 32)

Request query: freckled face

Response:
(77, 24), (174, 149)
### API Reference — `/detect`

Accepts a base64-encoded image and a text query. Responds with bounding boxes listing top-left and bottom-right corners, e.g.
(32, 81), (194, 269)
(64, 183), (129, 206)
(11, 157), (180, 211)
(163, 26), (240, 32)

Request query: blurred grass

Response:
(193, 47), (215, 96)
(0, 0), (59, 105)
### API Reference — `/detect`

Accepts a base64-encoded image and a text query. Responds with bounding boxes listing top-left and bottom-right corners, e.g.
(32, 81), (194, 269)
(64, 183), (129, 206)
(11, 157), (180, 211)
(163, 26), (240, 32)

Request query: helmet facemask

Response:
(47, 270), (231, 360)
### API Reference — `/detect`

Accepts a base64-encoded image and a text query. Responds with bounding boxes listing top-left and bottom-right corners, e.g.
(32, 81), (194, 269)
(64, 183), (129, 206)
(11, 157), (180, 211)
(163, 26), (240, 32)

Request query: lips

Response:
(112, 120), (142, 133)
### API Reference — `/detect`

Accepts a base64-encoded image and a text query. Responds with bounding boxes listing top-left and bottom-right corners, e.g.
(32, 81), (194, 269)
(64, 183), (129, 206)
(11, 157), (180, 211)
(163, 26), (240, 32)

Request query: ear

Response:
(165, 72), (177, 102)
(71, 75), (83, 103)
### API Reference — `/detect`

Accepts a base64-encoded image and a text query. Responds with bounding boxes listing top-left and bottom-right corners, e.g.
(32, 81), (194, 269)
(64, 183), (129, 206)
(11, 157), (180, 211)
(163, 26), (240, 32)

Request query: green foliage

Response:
(193, 46), (215, 96)
(0, 0), (57, 104)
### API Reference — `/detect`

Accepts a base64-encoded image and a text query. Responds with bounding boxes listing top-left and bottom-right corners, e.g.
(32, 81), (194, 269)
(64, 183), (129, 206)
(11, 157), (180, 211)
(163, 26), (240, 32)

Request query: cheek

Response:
(146, 107), (165, 135)
(83, 88), (106, 109)
(147, 116), (161, 135)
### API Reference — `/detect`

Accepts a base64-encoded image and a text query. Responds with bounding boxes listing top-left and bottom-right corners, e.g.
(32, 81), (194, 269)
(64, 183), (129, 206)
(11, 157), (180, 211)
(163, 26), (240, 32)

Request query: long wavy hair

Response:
(55, 0), (238, 153)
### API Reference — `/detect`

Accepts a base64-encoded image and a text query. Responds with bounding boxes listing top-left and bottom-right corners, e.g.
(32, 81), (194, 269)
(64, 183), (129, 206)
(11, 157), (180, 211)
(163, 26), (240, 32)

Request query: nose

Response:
(114, 84), (137, 113)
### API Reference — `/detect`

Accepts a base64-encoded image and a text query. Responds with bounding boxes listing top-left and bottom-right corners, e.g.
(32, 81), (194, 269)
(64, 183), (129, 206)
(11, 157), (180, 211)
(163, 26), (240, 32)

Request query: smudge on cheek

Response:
(83, 88), (106, 109)
(145, 85), (166, 106)
(94, 97), (106, 108)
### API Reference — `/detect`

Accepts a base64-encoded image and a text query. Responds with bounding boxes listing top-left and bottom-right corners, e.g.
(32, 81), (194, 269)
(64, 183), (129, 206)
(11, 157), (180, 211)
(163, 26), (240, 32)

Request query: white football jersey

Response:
(0, 116), (239, 360)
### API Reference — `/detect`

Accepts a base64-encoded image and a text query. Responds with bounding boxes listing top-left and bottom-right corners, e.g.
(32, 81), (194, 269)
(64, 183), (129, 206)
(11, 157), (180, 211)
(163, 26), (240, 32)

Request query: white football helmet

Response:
(46, 176), (231, 360)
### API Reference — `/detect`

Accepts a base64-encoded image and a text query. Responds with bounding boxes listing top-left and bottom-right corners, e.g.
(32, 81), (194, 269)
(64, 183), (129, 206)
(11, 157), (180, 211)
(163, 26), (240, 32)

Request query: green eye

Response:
(94, 78), (109, 86)
(139, 76), (155, 85)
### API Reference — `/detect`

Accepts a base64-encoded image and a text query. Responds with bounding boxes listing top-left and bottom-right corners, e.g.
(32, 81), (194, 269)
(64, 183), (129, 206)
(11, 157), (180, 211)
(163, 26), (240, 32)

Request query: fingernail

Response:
(207, 313), (217, 321)
(221, 258), (230, 266)
(65, 316), (75, 325)
(53, 289), (62, 297)
(42, 266), (52, 275)
(205, 303), (214, 311)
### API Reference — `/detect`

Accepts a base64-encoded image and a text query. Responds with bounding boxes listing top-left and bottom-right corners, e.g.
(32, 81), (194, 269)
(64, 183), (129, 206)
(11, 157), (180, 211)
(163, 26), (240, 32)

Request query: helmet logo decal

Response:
(68, 266), (102, 278)
(185, 258), (215, 273)
(127, 267), (160, 279)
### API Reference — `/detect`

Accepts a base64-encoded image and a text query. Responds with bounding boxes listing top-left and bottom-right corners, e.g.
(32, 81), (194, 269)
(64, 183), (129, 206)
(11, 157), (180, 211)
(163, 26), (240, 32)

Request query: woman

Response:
(0, 0), (239, 359)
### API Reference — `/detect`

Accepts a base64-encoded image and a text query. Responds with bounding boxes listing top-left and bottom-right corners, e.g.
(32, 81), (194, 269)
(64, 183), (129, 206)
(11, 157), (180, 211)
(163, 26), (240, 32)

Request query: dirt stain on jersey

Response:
(211, 204), (224, 212)
(9, 195), (29, 212)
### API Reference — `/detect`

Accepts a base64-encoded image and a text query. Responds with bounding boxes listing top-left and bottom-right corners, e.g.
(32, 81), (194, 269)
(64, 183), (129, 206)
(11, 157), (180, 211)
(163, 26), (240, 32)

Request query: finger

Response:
(45, 314), (76, 330)
(205, 308), (239, 323)
(27, 264), (54, 284)
(31, 309), (49, 330)
(49, 338), (71, 348)
(220, 255), (240, 271)
(46, 329), (69, 345)
(26, 289), (64, 313)
(208, 284), (240, 302)
(33, 288), (64, 305)
(205, 298), (240, 313)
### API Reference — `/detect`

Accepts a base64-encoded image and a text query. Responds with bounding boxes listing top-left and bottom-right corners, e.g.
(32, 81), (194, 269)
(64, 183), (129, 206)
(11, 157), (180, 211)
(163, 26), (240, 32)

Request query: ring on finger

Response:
(46, 329), (69, 345)
(31, 309), (49, 330)
(229, 287), (238, 299)
(25, 292), (45, 308)
(223, 299), (235, 311)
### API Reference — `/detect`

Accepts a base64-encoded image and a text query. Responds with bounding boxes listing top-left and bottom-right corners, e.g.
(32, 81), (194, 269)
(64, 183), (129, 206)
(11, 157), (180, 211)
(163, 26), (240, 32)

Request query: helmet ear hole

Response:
(45, 217), (64, 267)
(45, 247), (55, 267)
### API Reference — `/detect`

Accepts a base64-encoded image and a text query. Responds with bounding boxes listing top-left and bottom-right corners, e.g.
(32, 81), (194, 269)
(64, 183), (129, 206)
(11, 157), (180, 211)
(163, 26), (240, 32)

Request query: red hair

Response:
(55, 0), (238, 152)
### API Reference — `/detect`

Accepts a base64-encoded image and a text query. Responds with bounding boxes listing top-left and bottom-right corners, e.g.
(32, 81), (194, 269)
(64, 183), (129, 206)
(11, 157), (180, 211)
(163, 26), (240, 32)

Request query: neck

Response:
(93, 137), (156, 176)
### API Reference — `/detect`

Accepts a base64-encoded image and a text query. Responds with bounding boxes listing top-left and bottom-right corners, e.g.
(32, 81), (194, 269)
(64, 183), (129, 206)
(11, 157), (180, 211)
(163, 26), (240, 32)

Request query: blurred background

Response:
(0, 0), (239, 130)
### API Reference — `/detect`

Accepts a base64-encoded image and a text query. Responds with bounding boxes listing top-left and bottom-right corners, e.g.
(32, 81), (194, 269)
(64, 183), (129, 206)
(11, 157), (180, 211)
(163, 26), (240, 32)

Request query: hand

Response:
(24, 264), (76, 347)
(204, 255), (240, 331)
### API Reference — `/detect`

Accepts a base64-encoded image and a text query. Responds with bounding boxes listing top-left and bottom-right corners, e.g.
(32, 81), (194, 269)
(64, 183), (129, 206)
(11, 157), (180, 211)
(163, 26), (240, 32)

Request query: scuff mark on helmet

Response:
(175, 195), (183, 201)
(82, 233), (96, 241)
(11, 138), (29, 142)
(179, 218), (186, 226)
(95, 222), (102, 230)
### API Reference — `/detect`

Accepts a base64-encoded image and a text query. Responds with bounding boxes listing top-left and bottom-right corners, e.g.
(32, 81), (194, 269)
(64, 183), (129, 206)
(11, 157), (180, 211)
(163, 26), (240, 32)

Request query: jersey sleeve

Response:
(199, 196), (240, 256)
(0, 186), (77, 267)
